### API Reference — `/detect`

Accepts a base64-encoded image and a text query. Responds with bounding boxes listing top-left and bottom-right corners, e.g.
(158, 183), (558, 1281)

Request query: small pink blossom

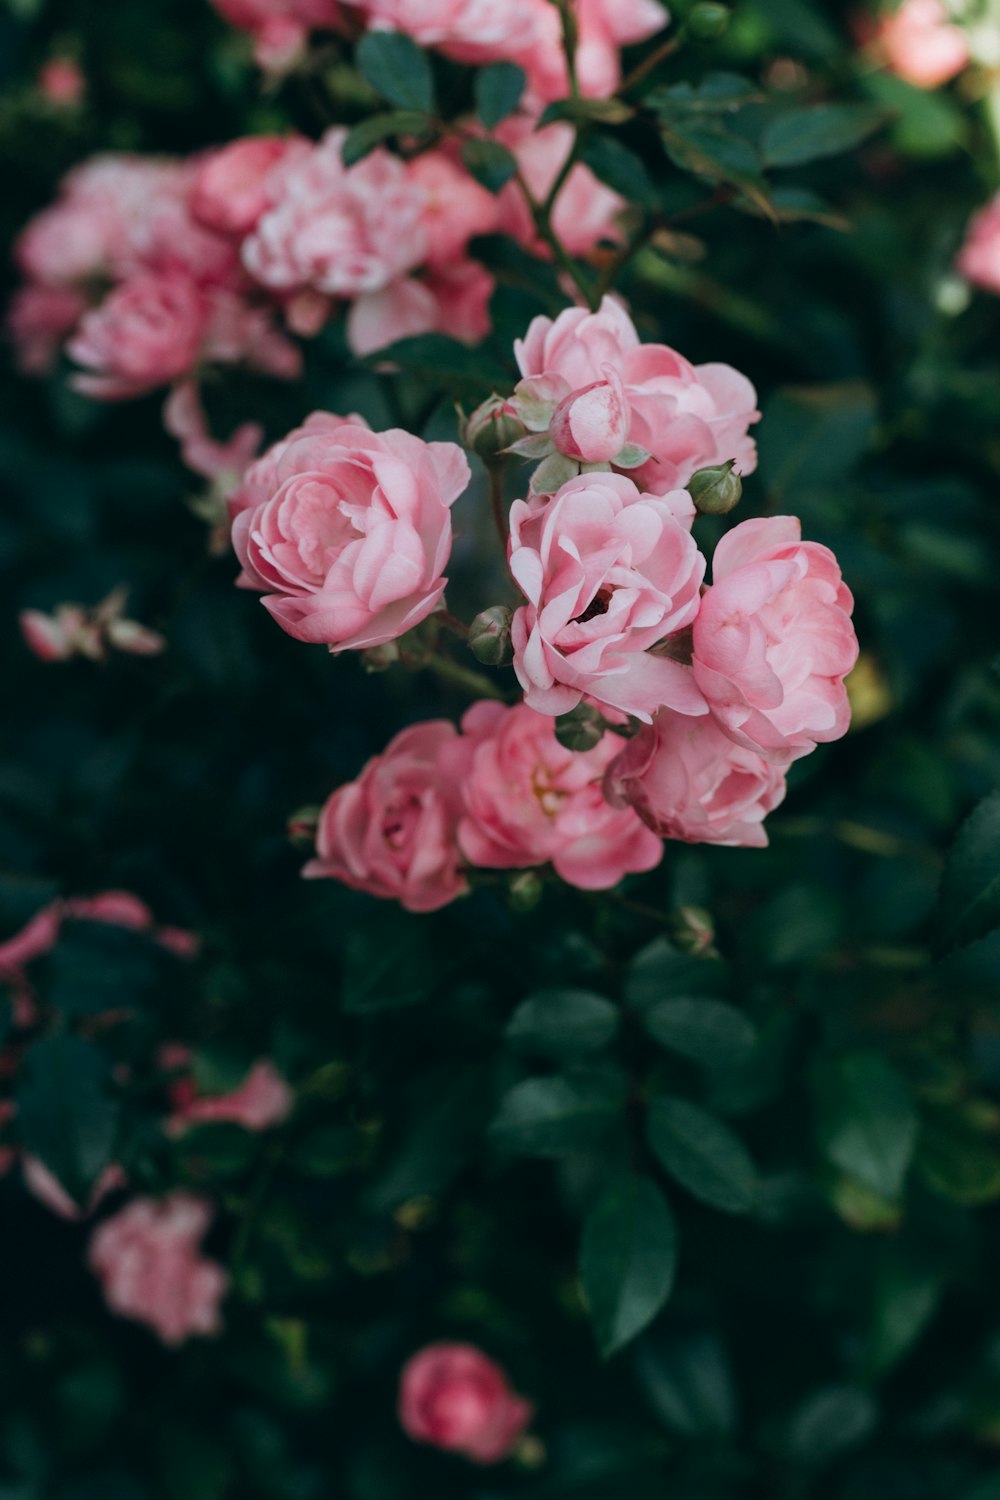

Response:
(549, 367), (631, 462)
(442, 701), (663, 888)
(303, 722), (468, 913)
(691, 516), (859, 761)
(37, 57), (86, 107)
(232, 419), (469, 650)
(20, 589), (166, 664)
(515, 297), (759, 496)
(399, 1343), (533, 1465)
(957, 193), (1000, 296)
(509, 471), (706, 722)
(604, 709), (790, 847)
(345, 259), (494, 357)
(860, 0), (969, 88)
(161, 1046), (294, 1134)
(88, 1193), (229, 1345)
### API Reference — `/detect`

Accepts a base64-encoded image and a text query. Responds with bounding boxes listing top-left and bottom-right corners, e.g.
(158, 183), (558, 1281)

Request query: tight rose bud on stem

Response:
(688, 459), (742, 516)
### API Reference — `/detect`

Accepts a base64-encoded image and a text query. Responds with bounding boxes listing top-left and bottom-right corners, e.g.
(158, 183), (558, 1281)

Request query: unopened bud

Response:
(554, 702), (606, 752)
(688, 460), (742, 515)
(464, 396), (526, 461)
(549, 369), (630, 463)
(361, 641), (400, 673)
(687, 3), (730, 40)
(468, 605), (513, 666)
(288, 806), (321, 847)
(669, 905), (717, 956)
(506, 870), (544, 913)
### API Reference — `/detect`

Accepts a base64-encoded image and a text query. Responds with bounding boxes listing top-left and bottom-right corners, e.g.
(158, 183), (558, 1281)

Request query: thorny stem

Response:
(514, 166), (598, 310)
(487, 464), (510, 548)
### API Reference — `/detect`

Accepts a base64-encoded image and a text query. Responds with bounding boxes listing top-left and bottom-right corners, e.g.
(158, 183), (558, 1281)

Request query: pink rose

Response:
(5, 284), (87, 375)
(231, 420), (469, 649)
(346, 259), (494, 357)
(442, 701), (663, 888)
(67, 273), (209, 400)
(525, 0), (667, 102)
(161, 1046), (294, 1134)
(861, 0), (969, 88)
(515, 296), (759, 495)
(88, 1193), (228, 1345)
(407, 150), (499, 268)
(163, 381), (263, 488)
(691, 516), (858, 761)
(549, 367), (631, 462)
(509, 471), (706, 721)
(399, 1343), (533, 1464)
(37, 57), (86, 107)
(241, 128), (429, 299)
(303, 722), (467, 913)
(498, 120), (625, 258)
(192, 136), (301, 236)
(957, 193), (1000, 296)
(604, 709), (789, 847)
(362, 0), (546, 67)
(228, 410), (366, 519)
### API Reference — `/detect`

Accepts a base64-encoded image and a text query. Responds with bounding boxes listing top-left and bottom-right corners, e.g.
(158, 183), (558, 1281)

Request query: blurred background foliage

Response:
(2, 0), (1000, 1497)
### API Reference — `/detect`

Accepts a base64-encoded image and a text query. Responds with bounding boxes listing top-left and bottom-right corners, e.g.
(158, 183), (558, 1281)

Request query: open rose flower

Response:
(67, 273), (209, 400)
(605, 708), (790, 847)
(399, 1343), (533, 1465)
(957, 193), (1000, 296)
(514, 296), (759, 496)
(88, 1193), (228, 1346)
(231, 419), (469, 649)
(692, 516), (858, 761)
(303, 722), (468, 912)
(509, 471), (706, 721)
(192, 135), (302, 236)
(441, 701), (663, 888)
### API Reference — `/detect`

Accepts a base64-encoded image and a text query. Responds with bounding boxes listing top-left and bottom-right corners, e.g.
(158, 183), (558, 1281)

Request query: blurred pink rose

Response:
(605, 709), (790, 846)
(242, 128), (429, 299)
(5, 284), (87, 375)
(162, 1046), (294, 1134)
(209, 0), (343, 68)
(19, 604), (98, 662)
(442, 701), (663, 888)
(362, 0), (545, 67)
(0, 891), (198, 989)
(228, 411), (367, 519)
(515, 296), (759, 495)
(303, 722), (468, 912)
(526, 0), (667, 101)
(498, 120), (625, 258)
(509, 471), (706, 721)
(88, 1193), (228, 1345)
(192, 136), (302, 236)
(692, 516), (858, 761)
(22, 1158), (125, 1221)
(957, 193), (1000, 295)
(37, 57), (86, 107)
(67, 273), (209, 400)
(346, 258), (494, 357)
(407, 149), (499, 267)
(861, 0), (969, 88)
(399, 1343), (533, 1464)
(231, 420), (469, 649)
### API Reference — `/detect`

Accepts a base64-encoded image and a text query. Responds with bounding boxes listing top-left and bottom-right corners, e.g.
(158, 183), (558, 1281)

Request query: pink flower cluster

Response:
(207, 0), (668, 103)
(857, 0), (969, 89)
(399, 1343), (533, 1463)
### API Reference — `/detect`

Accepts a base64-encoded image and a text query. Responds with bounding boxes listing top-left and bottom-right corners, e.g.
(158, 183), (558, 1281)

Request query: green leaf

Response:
(813, 1053), (917, 1200)
(538, 97), (635, 127)
(762, 104), (885, 169)
(474, 61), (524, 128)
(649, 73), (761, 118)
(625, 938), (729, 1010)
(341, 110), (434, 166)
(356, 30), (435, 112)
(916, 1116), (1000, 1205)
(867, 1258), (941, 1376)
(367, 1065), (491, 1211)
(937, 791), (1000, 955)
(40, 919), (166, 1016)
(490, 1071), (624, 1157)
(635, 1330), (737, 1437)
(660, 119), (773, 218)
(506, 989), (619, 1059)
(647, 1097), (758, 1214)
(758, 383), (876, 500)
(16, 1035), (119, 1204)
(360, 333), (509, 397)
(342, 915), (448, 1012)
(643, 998), (757, 1073)
(580, 1174), (677, 1357)
(581, 133), (657, 208)
(784, 1385), (878, 1465)
(460, 137), (518, 194)
(863, 71), (968, 158)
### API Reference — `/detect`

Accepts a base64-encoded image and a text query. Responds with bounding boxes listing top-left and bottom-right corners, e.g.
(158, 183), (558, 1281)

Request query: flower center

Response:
(573, 587), (613, 624)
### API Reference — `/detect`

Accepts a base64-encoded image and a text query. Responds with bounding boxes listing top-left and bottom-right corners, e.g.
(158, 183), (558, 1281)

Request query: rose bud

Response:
(464, 396), (527, 461)
(468, 606), (513, 666)
(548, 367), (630, 463)
(688, 460), (742, 515)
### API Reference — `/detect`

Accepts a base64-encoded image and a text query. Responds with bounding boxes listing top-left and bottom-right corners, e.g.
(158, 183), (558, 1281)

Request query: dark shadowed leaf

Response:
(647, 1097), (758, 1213)
(762, 104), (886, 168)
(643, 998), (756, 1073)
(17, 1035), (119, 1204)
(813, 1052), (917, 1200)
(461, 137), (518, 193)
(490, 1070), (625, 1156)
(356, 30), (434, 112)
(474, 61), (525, 128)
(580, 1174), (677, 1357)
(506, 989), (619, 1058)
(937, 791), (1000, 954)
(341, 110), (434, 166)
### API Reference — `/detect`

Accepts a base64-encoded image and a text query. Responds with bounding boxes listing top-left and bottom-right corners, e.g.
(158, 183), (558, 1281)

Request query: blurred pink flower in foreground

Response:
(399, 1343), (533, 1464)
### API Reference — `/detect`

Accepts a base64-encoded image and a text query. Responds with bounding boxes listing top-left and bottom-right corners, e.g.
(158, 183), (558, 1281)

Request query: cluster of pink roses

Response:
(224, 297), (858, 902)
(207, 0), (667, 102)
(0, 891), (293, 1344)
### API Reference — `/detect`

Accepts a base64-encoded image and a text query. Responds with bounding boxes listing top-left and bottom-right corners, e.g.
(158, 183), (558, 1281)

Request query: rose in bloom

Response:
(345, 258), (494, 357)
(399, 1343), (533, 1464)
(192, 135), (302, 237)
(88, 1193), (228, 1346)
(442, 701), (663, 888)
(692, 516), (858, 761)
(304, 722), (467, 912)
(361, 0), (545, 68)
(231, 419), (469, 649)
(514, 296), (759, 495)
(161, 1045), (294, 1134)
(605, 708), (790, 847)
(242, 129), (429, 300)
(498, 120), (625, 258)
(956, 193), (1000, 296)
(859, 0), (969, 88)
(509, 471), (706, 721)
(67, 273), (209, 400)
